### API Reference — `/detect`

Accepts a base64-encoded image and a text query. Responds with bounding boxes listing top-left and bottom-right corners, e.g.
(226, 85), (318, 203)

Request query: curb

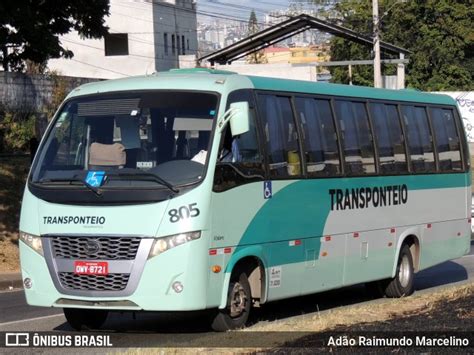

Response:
(0, 273), (23, 290)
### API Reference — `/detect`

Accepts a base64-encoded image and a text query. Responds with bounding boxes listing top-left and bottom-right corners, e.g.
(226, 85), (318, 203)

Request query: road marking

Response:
(0, 313), (64, 327)
(0, 289), (22, 294)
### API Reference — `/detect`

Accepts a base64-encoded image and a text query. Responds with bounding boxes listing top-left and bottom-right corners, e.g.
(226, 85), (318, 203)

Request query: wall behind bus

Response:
(434, 92), (474, 143)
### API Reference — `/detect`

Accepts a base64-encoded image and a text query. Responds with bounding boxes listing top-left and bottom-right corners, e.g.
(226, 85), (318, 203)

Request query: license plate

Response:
(74, 261), (108, 275)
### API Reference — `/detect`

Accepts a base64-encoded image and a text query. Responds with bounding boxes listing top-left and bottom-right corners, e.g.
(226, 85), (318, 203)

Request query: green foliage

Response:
(0, 112), (35, 152)
(246, 10), (267, 64)
(248, 10), (259, 36)
(45, 72), (69, 120)
(0, 0), (110, 71)
(329, 0), (474, 90)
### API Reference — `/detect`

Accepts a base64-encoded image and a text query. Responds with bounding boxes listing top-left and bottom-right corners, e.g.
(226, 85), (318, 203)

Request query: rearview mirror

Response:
(217, 101), (250, 136)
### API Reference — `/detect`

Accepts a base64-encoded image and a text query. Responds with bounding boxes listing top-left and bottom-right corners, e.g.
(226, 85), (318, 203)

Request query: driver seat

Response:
(89, 142), (126, 169)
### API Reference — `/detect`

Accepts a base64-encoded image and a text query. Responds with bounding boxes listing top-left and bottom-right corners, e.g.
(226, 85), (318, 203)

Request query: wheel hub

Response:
(229, 282), (247, 318)
(399, 254), (411, 288)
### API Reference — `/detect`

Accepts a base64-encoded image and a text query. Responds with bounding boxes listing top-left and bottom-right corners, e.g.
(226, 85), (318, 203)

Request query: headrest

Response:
(89, 143), (126, 166)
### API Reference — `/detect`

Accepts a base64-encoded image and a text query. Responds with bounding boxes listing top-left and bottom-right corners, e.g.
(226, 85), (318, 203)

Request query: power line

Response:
(68, 58), (131, 77)
(112, 1), (269, 26)
(60, 37), (199, 63)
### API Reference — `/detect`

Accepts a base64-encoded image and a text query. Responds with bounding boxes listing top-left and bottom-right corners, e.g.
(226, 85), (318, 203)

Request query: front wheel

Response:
(63, 308), (108, 331)
(211, 272), (251, 332)
(383, 244), (415, 297)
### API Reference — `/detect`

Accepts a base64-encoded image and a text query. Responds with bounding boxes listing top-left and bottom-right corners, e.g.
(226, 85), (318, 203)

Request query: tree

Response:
(246, 10), (267, 64)
(328, 0), (474, 91)
(0, 0), (110, 72)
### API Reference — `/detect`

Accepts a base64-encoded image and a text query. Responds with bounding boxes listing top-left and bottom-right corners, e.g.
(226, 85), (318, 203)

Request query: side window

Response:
(258, 94), (301, 177)
(52, 113), (87, 166)
(369, 103), (408, 174)
(294, 97), (341, 176)
(335, 100), (376, 175)
(401, 105), (435, 173)
(214, 90), (264, 192)
(430, 107), (462, 172)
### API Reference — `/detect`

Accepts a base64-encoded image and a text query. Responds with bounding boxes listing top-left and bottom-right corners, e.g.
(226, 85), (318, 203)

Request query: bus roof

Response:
(65, 70), (253, 100)
(67, 69), (456, 106)
(248, 76), (456, 106)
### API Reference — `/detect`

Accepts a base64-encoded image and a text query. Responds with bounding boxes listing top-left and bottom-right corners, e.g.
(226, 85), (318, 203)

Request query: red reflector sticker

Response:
(325, 236), (331, 242)
(224, 247), (232, 254)
(294, 240), (302, 246)
(74, 261), (108, 275)
(209, 249), (217, 255)
(427, 223), (432, 229)
(390, 228), (396, 234)
(353, 232), (359, 238)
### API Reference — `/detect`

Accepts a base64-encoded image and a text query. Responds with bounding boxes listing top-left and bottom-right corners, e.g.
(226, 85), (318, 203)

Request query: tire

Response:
(211, 272), (252, 332)
(383, 244), (415, 298)
(63, 308), (108, 331)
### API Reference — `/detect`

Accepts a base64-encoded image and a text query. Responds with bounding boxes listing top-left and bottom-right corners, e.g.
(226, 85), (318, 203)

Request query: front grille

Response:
(58, 272), (130, 291)
(50, 236), (141, 260)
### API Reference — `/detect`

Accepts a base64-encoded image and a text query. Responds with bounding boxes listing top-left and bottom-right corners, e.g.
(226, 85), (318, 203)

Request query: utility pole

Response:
(372, 0), (382, 88)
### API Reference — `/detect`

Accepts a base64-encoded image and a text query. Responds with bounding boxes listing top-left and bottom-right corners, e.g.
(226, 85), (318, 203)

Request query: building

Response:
(263, 47), (292, 64)
(288, 45), (331, 64)
(263, 45), (331, 64)
(48, 0), (198, 79)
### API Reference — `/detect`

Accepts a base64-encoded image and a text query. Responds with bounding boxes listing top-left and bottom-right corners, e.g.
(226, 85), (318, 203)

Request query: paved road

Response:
(0, 241), (472, 346)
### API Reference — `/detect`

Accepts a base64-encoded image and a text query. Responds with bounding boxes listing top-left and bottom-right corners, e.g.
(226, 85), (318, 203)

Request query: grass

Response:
(119, 282), (474, 352)
(249, 282), (474, 333)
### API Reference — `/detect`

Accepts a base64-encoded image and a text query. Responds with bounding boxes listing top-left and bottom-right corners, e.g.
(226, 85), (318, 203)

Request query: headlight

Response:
(148, 231), (201, 259)
(19, 231), (43, 256)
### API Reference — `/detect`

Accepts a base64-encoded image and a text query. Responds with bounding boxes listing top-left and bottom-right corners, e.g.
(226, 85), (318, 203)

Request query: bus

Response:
(19, 69), (471, 331)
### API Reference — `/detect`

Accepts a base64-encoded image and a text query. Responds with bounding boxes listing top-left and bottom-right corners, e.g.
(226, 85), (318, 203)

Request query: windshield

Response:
(31, 91), (219, 189)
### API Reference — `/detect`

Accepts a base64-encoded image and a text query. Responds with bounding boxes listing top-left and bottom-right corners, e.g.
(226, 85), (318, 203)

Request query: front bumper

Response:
(20, 236), (210, 311)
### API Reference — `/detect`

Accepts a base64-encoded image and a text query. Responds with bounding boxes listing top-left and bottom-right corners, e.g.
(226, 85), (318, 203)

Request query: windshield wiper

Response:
(105, 172), (179, 194)
(38, 178), (102, 197)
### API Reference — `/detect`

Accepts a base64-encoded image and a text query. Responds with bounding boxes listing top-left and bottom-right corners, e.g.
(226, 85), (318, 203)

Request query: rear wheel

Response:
(383, 244), (415, 298)
(211, 272), (251, 332)
(63, 308), (108, 331)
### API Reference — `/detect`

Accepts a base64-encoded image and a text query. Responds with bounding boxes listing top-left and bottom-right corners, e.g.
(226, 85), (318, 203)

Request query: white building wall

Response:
(154, 0), (198, 71)
(47, 0), (197, 79)
(216, 63), (319, 82)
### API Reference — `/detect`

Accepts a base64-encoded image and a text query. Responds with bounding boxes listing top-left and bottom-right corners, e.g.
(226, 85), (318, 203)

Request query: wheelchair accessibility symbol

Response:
(85, 171), (105, 187)
(263, 181), (272, 199)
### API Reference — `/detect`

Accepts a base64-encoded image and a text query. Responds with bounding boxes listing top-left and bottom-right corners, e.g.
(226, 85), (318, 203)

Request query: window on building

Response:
(164, 33), (168, 55)
(429, 107), (462, 171)
(335, 100), (376, 175)
(401, 105), (435, 172)
(187, 39), (190, 51)
(257, 94), (301, 177)
(104, 33), (129, 56)
(294, 97), (340, 176)
(369, 103), (408, 173)
(182, 36), (186, 55)
(176, 35), (180, 55)
(172, 34), (176, 55)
